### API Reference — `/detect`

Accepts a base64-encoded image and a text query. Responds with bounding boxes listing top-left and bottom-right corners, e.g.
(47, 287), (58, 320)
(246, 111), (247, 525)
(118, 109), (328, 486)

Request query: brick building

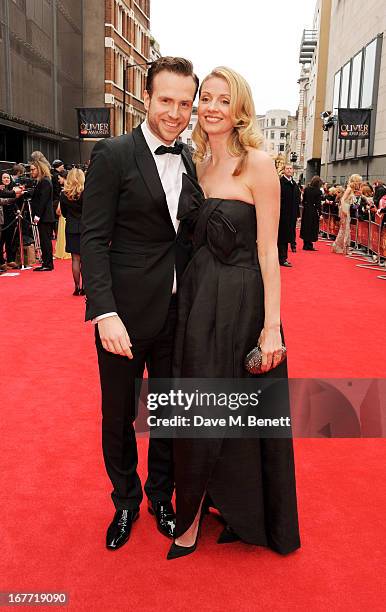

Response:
(0, 0), (154, 164)
(104, 0), (151, 137)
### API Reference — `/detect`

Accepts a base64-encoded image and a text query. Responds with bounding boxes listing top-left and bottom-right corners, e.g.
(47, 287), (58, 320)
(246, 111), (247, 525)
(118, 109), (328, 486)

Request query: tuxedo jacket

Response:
(31, 177), (54, 223)
(81, 126), (196, 340)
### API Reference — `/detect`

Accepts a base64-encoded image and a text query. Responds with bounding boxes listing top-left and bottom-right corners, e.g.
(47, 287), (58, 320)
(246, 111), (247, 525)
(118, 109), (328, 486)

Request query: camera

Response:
(13, 174), (37, 198)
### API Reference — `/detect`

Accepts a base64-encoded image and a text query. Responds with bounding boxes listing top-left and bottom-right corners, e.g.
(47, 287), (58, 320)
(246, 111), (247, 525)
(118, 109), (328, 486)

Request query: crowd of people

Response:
(277, 169), (386, 262)
(0, 155), (87, 294)
(2, 154), (385, 284)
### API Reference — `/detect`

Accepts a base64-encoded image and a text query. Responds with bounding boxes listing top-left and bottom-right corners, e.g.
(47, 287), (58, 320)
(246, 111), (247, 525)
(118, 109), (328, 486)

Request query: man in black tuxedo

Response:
(278, 164), (301, 267)
(81, 57), (198, 550)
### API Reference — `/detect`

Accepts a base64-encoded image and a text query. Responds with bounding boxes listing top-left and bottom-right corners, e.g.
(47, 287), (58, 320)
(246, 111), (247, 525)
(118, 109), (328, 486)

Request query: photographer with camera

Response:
(30, 160), (55, 272)
(0, 172), (23, 271)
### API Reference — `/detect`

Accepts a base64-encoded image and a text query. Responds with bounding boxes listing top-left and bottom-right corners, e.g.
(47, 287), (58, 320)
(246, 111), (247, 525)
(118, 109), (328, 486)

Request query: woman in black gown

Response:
(168, 67), (300, 559)
(59, 168), (85, 295)
(300, 176), (323, 250)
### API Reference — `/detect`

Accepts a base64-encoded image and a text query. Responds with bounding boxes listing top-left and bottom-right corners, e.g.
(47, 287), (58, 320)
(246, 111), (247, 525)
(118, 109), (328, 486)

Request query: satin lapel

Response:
(133, 126), (174, 227)
(181, 147), (196, 178)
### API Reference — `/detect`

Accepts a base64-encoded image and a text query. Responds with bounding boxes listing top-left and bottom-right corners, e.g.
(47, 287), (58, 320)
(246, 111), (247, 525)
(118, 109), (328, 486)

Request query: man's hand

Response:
(98, 315), (133, 358)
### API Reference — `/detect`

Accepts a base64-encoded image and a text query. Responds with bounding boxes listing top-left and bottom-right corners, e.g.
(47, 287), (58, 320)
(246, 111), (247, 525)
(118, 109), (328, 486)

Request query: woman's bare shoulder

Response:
(245, 148), (275, 171)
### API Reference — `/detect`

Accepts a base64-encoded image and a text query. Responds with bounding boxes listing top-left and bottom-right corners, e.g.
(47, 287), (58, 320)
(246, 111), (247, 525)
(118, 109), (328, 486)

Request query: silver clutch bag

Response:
(244, 344), (287, 375)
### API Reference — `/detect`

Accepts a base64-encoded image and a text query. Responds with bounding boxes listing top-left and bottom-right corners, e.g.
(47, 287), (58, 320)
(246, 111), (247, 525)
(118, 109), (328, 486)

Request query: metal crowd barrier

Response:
(320, 210), (386, 279)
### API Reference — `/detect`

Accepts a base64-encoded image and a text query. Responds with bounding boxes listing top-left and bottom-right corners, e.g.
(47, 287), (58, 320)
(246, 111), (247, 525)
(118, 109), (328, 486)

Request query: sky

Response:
(150, 0), (316, 115)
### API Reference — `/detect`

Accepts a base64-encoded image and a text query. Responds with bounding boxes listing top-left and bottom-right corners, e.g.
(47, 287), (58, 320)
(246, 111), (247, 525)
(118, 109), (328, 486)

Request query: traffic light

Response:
(290, 152), (298, 163)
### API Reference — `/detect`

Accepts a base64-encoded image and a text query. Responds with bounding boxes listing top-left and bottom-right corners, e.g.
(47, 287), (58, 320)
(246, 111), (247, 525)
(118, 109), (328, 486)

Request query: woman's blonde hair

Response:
(64, 168), (85, 200)
(30, 160), (51, 181)
(348, 174), (362, 192)
(193, 66), (263, 176)
(334, 185), (344, 198)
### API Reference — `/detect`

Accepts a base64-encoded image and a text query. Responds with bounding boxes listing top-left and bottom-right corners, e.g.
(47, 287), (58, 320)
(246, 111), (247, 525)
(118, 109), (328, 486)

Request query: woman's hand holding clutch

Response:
(244, 327), (286, 374)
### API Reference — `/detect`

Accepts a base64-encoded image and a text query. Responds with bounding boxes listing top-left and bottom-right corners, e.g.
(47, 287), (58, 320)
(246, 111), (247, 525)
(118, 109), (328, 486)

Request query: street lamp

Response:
(122, 60), (153, 134)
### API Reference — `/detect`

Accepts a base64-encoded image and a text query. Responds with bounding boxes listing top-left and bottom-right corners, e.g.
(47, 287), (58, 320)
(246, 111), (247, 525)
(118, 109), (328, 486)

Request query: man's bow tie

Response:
(155, 142), (183, 156)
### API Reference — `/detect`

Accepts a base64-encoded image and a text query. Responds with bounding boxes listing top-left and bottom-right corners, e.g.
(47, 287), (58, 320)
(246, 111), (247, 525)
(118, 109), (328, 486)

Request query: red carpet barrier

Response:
(319, 213), (386, 257)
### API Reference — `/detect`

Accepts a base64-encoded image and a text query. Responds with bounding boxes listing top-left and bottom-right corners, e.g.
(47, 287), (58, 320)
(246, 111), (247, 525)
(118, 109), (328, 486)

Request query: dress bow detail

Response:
(177, 173), (205, 225)
(177, 173), (237, 259)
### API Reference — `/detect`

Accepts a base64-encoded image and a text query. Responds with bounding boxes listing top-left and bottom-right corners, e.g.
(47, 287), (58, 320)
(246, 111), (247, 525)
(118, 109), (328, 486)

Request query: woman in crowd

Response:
(30, 160), (55, 271)
(169, 66), (300, 560)
(54, 171), (71, 260)
(332, 174), (362, 255)
(60, 168), (85, 295)
(330, 185), (343, 215)
(0, 172), (19, 270)
(359, 184), (376, 221)
(300, 175), (322, 251)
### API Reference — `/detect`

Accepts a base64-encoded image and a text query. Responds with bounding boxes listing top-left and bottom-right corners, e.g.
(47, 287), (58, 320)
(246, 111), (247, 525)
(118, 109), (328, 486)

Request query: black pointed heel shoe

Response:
(167, 513), (204, 560)
(217, 525), (240, 544)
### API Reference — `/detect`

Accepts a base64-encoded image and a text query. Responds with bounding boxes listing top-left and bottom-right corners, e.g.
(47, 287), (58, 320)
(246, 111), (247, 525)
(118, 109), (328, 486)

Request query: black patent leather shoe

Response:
(148, 500), (175, 538)
(280, 261), (292, 267)
(33, 265), (54, 272)
(106, 508), (139, 550)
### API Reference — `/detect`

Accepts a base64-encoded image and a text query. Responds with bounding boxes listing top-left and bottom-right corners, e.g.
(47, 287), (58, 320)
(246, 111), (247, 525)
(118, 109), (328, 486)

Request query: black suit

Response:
(31, 177), (54, 268)
(278, 176), (301, 263)
(81, 126), (195, 510)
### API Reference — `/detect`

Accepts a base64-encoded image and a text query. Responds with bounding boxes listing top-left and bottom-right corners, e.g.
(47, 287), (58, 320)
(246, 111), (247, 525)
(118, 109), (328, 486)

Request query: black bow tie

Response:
(155, 143), (183, 156)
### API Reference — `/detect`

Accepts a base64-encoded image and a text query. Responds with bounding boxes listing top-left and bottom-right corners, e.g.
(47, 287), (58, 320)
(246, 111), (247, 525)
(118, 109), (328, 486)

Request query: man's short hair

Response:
(145, 56), (199, 98)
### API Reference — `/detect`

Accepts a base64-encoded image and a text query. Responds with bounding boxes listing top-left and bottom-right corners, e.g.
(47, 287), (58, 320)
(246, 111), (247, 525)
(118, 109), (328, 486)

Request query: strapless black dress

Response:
(172, 174), (300, 554)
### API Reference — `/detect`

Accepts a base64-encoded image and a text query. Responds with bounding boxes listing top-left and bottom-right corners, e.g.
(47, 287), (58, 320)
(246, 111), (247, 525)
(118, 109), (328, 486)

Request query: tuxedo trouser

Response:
(95, 296), (177, 510)
(38, 222), (54, 268)
(277, 242), (288, 264)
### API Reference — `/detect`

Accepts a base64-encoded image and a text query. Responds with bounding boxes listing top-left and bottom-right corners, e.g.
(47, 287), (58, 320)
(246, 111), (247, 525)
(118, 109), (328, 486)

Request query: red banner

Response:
(357, 221), (369, 246)
(369, 222), (380, 253)
(380, 227), (386, 258)
(350, 221), (357, 242)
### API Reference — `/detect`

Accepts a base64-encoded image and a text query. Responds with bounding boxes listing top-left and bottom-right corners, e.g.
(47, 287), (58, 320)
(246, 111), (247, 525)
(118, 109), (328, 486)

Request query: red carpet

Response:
(1, 239), (386, 611)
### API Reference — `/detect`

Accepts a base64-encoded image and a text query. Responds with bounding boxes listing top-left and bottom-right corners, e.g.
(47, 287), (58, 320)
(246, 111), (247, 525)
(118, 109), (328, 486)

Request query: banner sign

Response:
(76, 108), (111, 139)
(357, 221), (369, 246)
(337, 108), (371, 140)
(369, 222), (380, 254)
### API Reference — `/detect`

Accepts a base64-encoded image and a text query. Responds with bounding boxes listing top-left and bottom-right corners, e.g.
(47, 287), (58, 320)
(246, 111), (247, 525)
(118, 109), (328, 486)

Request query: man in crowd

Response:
(51, 160), (65, 238)
(278, 164), (301, 267)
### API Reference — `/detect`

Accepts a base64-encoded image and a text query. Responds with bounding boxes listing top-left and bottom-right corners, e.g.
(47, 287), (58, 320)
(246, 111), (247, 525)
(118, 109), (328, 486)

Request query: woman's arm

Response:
(59, 192), (67, 218)
(340, 187), (351, 216)
(246, 149), (283, 371)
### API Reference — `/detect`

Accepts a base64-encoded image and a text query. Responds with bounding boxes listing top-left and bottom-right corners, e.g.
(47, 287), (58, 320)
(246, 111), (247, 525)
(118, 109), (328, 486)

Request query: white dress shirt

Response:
(94, 121), (185, 323)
